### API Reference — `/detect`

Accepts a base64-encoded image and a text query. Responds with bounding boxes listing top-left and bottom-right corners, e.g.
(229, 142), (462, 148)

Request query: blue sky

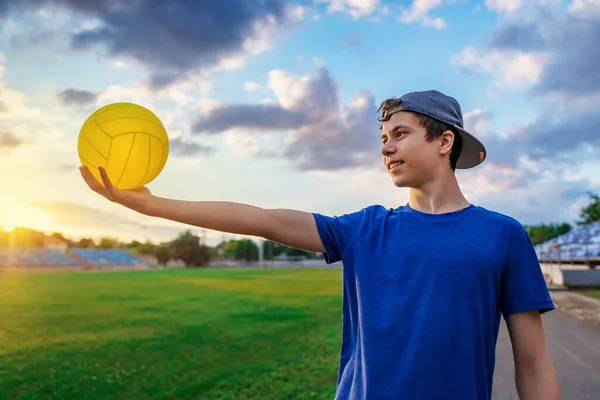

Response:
(0, 0), (599, 245)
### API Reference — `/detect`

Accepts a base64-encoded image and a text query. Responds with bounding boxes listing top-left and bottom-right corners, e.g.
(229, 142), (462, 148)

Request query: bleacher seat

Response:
(68, 248), (144, 265)
(535, 221), (600, 260)
(0, 247), (80, 266)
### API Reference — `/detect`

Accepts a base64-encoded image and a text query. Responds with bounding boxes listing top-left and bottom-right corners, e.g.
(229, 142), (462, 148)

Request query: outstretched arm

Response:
(80, 165), (326, 254)
(506, 310), (560, 400)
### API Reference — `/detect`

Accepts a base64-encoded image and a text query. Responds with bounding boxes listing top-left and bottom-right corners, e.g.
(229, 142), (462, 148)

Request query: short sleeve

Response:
(501, 222), (555, 317)
(312, 208), (368, 264)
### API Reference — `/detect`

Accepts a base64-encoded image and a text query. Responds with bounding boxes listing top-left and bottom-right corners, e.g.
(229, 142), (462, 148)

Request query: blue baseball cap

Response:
(392, 90), (487, 169)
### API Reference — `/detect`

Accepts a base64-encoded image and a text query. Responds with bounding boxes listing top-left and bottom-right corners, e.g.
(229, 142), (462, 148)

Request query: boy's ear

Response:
(439, 130), (454, 155)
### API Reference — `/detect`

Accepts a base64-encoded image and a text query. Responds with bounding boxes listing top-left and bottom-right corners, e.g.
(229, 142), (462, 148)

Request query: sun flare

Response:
(0, 196), (55, 233)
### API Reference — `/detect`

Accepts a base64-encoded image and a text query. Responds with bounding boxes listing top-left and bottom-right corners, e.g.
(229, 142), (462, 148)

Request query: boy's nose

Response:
(381, 142), (396, 156)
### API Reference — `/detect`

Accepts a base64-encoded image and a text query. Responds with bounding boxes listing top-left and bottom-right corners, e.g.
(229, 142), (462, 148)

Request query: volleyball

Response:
(77, 102), (169, 190)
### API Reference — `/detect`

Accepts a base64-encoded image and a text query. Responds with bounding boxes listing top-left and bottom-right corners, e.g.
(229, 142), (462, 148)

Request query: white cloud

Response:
(317, 0), (383, 19)
(484, 0), (523, 13)
(223, 129), (262, 156)
(244, 82), (261, 92)
(97, 69), (213, 108)
(463, 109), (493, 135)
(267, 70), (314, 110)
(399, 0), (446, 30)
(313, 57), (326, 68)
(0, 55), (41, 120)
(450, 46), (546, 88)
(288, 4), (305, 20)
(568, 0), (600, 18)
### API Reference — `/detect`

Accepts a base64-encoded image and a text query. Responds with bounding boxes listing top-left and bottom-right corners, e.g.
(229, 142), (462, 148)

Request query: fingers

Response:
(79, 165), (113, 201)
(98, 166), (116, 200)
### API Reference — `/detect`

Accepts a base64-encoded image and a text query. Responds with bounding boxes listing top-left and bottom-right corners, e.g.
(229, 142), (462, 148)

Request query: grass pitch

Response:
(0, 268), (344, 399)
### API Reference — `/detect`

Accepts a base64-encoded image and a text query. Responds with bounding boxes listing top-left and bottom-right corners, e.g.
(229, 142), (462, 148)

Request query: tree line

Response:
(0, 228), (321, 267)
(1, 191), (599, 262)
(524, 191), (600, 245)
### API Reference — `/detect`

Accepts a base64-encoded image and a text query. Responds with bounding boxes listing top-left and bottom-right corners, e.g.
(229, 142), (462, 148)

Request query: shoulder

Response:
(471, 206), (531, 247)
(472, 206), (526, 231)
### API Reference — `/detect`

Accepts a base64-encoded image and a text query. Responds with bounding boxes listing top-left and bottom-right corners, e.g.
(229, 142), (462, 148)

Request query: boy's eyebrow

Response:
(381, 124), (411, 140)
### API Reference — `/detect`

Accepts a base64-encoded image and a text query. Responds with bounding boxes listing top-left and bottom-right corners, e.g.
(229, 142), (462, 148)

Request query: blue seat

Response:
(69, 248), (144, 265)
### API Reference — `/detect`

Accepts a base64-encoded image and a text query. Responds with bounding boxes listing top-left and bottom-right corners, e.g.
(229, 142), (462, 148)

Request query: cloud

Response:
(169, 136), (215, 157)
(484, 0), (522, 13)
(463, 109), (493, 135)
(58, 88), (98, 106)
(193, 103), (309, 134)
(458, 2), (600, 166)
(450, 46), (545, 88)
(447, 2), (600, 212)
(244, 81), (261, 92)
(399, 0), (446, 30)
(29, 201), (191, 242)
(0, 0), (302, 88)
(458, 2), (600, 97)
(489, 22), (546, 51)
(446, 2), (600, 215)
(531, 15), (600, 96)
(192, 67), (381, 171)
(461, 168), (593, 225)
(0, 131), (24, 151)
(317, 0), (382, 19)
(0, 54), (40, 120)
(30, 201), (139, 232)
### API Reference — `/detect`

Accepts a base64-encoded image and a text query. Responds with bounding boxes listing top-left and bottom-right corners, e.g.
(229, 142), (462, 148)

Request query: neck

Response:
(408, 169), (470, 214)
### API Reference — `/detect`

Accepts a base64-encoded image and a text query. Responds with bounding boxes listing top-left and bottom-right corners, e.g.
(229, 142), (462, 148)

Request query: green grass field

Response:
(0, 268), (344, 399)
(579, 289), (600, 301)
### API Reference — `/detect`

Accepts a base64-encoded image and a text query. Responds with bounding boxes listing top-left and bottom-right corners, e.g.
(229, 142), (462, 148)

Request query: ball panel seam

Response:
(81, 129), (108, 161)
(115, 132), (138, 188)
(111, 131), (167, 146)
(93, 112), (114, 140)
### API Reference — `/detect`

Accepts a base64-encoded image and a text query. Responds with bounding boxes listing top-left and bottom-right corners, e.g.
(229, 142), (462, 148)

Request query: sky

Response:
(0, 0), (599, 246)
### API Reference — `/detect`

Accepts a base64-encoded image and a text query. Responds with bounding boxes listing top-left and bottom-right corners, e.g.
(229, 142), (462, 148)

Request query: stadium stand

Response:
(0, 247), (145, 267)
(0, 247), (81, 266)
(535, 221), (600, 261)
(68, 249), (144, 266)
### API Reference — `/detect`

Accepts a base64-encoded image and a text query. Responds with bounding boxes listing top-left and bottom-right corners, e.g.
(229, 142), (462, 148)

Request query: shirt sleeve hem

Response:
(502, 300), (556, 317)
(312, 213), (341, 264)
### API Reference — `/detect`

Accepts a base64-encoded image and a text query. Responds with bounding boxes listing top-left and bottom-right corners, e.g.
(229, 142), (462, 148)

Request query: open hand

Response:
(79, 165), (153, 215)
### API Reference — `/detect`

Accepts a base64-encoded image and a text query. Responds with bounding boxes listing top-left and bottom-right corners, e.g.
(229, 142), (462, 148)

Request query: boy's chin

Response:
(391, 177), (410, 188)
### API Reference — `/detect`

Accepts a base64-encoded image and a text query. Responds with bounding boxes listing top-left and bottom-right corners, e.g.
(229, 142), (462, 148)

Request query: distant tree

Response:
(50, 232), (74, 247)
(12, 227), (45, 247)
(136, 242), (157, 256)
(262, 240), (320, 260)
(223, 239), (259, 261)
(236, 239), (259, 262)
(124, 240), (143, 249)
(77, 238), (94, 248)
(525, 223), (572, 245)
(169, 230), (211, 267)
(577, 191), (600, 226)
(286, 246), (315, 259)
(262, 240), (287, 260)
(154, 244), (172, 266)
(96, 236), (119, 249)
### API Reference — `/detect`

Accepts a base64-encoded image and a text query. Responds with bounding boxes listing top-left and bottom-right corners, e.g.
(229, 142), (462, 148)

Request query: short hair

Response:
(377, 97), (463, 170)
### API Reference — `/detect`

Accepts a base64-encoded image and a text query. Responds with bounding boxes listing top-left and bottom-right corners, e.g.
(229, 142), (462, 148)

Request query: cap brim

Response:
(454, 126), (486, 169)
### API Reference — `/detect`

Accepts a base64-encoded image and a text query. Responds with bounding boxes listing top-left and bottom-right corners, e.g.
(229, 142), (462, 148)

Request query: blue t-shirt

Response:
(312, 203), (554, 400)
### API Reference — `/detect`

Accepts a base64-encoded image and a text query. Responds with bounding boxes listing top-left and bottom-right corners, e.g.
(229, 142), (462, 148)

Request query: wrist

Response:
(139, 194), (159, 217)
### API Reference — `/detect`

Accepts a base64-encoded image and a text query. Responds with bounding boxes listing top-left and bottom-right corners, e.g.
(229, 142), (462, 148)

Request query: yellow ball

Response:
(77, 102), (169, 190)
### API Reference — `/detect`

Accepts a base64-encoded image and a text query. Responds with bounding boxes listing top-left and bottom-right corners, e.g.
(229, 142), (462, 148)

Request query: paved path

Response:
(492, 298), (600, 399)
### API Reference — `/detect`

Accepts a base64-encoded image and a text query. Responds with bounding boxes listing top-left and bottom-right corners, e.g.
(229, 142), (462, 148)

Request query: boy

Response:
(79, 89), (560, 399)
